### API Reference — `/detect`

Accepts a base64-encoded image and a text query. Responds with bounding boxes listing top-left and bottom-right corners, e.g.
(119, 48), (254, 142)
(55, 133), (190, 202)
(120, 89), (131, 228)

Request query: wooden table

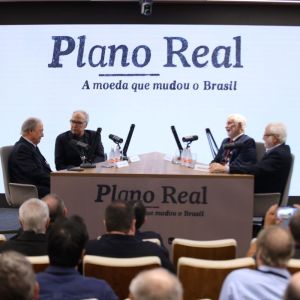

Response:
(51, 152), (254, 256)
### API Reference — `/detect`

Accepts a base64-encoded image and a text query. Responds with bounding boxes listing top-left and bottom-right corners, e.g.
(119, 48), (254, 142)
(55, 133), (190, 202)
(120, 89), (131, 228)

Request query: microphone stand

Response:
(205, 128), (219, 159)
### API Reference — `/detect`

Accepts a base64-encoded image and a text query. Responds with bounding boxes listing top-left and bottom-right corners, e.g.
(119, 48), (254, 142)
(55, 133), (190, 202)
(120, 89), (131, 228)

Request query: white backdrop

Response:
(0, 25), (299, 194)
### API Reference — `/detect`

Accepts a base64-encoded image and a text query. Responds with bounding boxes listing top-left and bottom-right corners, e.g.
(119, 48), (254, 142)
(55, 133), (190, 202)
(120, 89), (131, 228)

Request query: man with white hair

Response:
(0, 198), (49, 255)
(55, 110), (105, 170)
(210, 113), (256, 170)
(9, 117), (52, 198)
(129, 268), (183, 300)
(211, 122), (292, 195)
(0, 251), (39, 300)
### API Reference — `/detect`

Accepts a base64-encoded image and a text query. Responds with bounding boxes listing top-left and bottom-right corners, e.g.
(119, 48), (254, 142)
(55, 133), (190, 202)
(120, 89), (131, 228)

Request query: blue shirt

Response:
(219, 265), (290, 300)
(37, 266), (118, 300)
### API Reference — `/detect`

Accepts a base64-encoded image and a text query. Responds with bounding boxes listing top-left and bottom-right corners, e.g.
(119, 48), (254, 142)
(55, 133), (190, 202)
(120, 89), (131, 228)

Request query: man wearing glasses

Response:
(55, 110), (105, 170)
(210, 122), (292, 195)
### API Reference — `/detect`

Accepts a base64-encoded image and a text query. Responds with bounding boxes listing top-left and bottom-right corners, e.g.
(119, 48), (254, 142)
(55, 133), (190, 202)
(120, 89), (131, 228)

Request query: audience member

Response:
(37, 215), (118, 300)
(85, 200), (176, 273)
(0, 251), (39, 300)
(210, 122), (292, 195)
(129, 267), (183, 300)
(129, 199), (168, 255)
(9, 117), (51, 198)
(210, 113), (256, 168)
(55, 110), (105, 170)
(219, 225), (294, 300)
(42, 193), (67, 224)
(0, 198), (49, 256)
(284, 271), (300, 300)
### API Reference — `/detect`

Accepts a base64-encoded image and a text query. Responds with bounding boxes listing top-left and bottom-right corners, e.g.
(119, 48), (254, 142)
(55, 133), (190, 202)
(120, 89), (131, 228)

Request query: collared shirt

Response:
(22, 136), (36, 147)
(266, 143), (283, 153)
(219, 265), (290, 300)
(37, 266), (118, 300)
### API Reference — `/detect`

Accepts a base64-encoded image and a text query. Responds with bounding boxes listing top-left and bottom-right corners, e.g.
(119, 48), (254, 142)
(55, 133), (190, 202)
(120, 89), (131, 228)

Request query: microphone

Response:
(182, 135), (198, 143)
(70, 139), (89, 150)
(223, 142), (245, 150)
(109, 134), (123, 144)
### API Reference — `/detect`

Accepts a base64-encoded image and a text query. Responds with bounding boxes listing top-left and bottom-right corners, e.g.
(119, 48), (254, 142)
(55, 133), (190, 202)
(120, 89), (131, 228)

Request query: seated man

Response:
(210, 122), (292, 195)
(210, 113), (256, 168)
(0, 251), (39, 300)
(129, 268), (183, 300)
(284, 271), (300, 300)
(42, 193), (67, 224)
(0, 198), (49, 256)
(219, 225), (294, 300)
(55, 110), (105, 170)
(129, 199), (168, 255)
(9, 117), (51, 198)
(85, 200), (176, 273)
(37, 215), (118, 300)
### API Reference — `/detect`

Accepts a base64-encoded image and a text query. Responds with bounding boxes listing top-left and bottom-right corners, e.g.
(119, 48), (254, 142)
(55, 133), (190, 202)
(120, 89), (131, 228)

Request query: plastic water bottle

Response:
(108, 148), (115, 163)
(114, 146), (121, 162)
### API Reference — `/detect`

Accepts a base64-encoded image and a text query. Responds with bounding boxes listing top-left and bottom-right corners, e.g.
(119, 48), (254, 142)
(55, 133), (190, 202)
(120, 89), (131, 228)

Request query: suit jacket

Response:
(8, 137), (51, 198)
(212, 134), (257, 167)
(37, 266), (118, 300)
(55, 130), (105, 170)
(85, 234), (176, 273)
(0, 230), (47, 256)
(230, 143), (292, 194)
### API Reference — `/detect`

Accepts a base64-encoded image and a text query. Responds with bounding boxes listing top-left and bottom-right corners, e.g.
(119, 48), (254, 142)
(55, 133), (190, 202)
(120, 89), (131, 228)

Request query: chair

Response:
(26, 255), (50, 273)
(178, 257), (255, 300)
(287, 258), (300, 274)
(142, 238), (161, 246)
(0, 146), (38, 207)
(172, 238), (237, 268)
(281, 153), (295, 206)
(83, 255), (161, 300)
(0, 233), (6, 244)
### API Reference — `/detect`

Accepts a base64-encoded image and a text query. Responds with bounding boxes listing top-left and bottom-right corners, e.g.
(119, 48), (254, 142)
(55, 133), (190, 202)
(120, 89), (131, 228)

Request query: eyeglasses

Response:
(263, 133), (275, 137)
(70, 119), (86, 125)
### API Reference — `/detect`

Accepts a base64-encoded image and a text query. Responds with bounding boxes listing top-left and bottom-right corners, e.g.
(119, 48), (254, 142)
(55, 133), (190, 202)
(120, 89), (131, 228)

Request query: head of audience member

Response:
(128, 200), (146, 231)
(48, 215), (89, 268)
(0, 251), (39, 300)
(284, 271), (300, 300)
(129, 267), (183, 300)
(104, 200), (136, 235)
(225, 113), (246, 140)
(19, 198), (50, 234)
(289, 209), (300, 247)
(21, 117), (44, 145)
(263, 122), (287, 150)
(256, 225), (294, 268)
(70, 110), (89, 137)
(42, 193), (67, 224)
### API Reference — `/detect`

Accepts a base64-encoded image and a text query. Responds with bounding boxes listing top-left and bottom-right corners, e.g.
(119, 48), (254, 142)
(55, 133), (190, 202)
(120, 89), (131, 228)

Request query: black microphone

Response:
(109, 134), (123, 144)
(70, 139), (89, 150)
(223, 142), (245, 150)
(182, 135), (198, 143)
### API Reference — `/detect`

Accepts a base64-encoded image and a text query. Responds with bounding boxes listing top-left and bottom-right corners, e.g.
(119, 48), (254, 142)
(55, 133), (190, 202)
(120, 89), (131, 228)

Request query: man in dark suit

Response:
(210, 122), (292, 195)
(210, 113), (256, 169)
(85, 200), (176, 274)
(9, 117), (51, 198)
(55, 110), (105, 170)
(0, 198), (49, 256)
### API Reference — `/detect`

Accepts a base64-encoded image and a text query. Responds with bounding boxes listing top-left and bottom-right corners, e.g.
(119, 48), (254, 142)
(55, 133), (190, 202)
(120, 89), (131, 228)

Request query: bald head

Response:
(284, 272), (300, 300)
(129, 268), (183, 300)
(256, 225), (294, 268)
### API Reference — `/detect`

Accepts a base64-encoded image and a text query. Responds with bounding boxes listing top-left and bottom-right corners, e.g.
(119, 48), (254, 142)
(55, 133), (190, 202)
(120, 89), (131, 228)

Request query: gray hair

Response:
(266, 122), (287, 143)
(21, 117), (42, 136)
(72, 110), (89, 125)
(256, 225), (294, 268)
(0, 251), (36, 300)
(227, 113), (247, 132)
(129, 268), (183, 300)
(19, 198), (49, 234)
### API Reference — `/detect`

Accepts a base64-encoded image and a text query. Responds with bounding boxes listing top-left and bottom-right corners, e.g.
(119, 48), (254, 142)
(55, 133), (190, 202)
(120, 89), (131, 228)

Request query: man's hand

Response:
(209, 163), (227, 173)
